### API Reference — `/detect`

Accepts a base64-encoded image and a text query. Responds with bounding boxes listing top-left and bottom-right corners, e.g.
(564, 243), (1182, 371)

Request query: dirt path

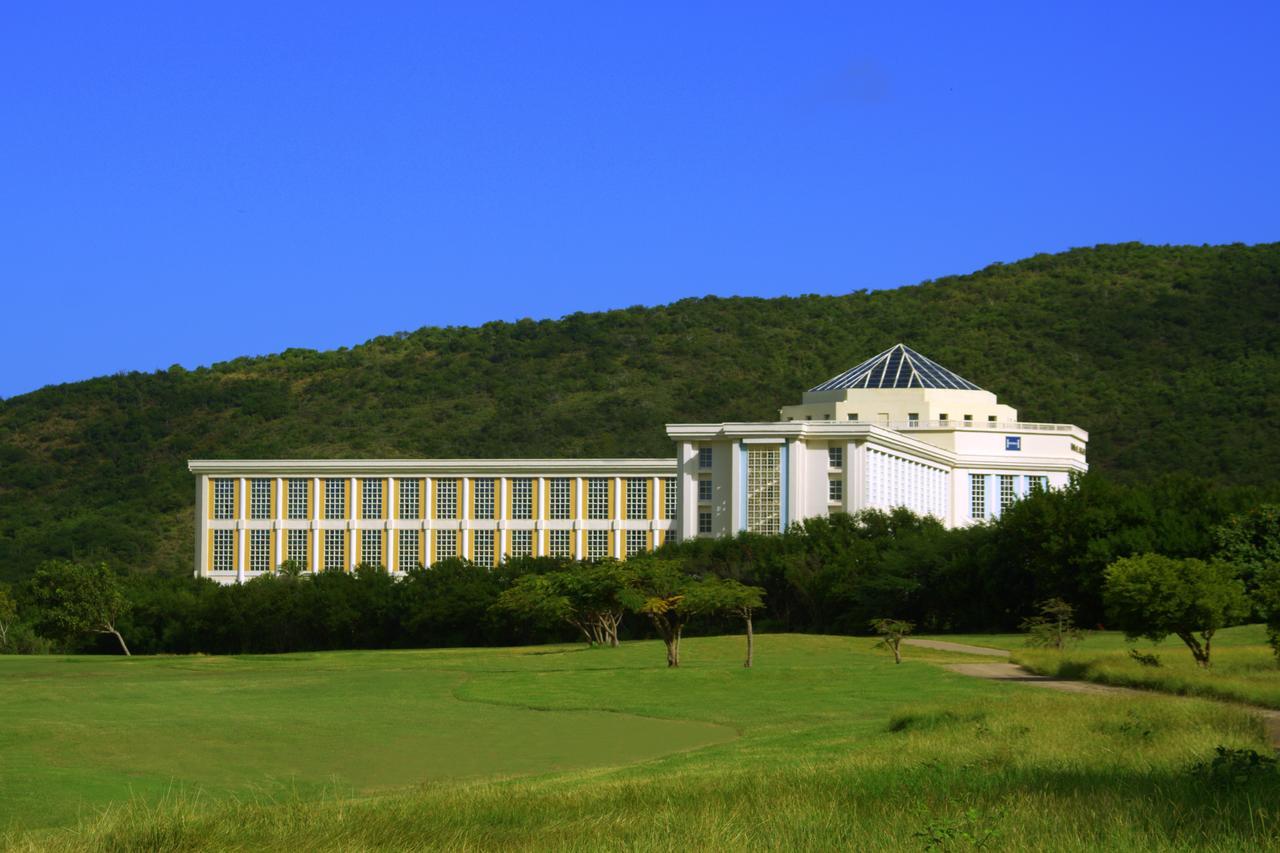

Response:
(902, 638), (1011, 657)
(944, 660), (1280, 749)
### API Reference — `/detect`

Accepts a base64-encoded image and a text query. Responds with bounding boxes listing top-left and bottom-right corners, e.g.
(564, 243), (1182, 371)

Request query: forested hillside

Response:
(2, 242), (1278, 580)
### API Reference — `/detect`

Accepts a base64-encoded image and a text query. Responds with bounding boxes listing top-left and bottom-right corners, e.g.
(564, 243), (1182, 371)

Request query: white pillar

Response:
(312, 476), (321, 573)
(388, 475), (397, 572)
(194, 474), (208, 578)
(460, 476), (470, 560)
(236, 478), (247, 582)
(614, 477), (623, 557)
(536, 477), (546, 556)
(575, 476), (585, 557)
(275, 478), (284, 571)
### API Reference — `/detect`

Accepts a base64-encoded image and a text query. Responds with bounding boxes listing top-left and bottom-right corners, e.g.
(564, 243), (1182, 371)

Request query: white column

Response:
(423, 475), (433, 568)
(237, 478), (246, 583)
(498, 477), (508, 560)
(575, 476), (585, 557)
(613, 477), (623, 557)
(312, 476), (321, 573)
(460, 476), (470, 560)
(388, 475), (397, 572)
(536, 477), (546, 556)
(275, 478), (284, 571)
(678, 442), (696, 543)
(350, 476), (359, 570)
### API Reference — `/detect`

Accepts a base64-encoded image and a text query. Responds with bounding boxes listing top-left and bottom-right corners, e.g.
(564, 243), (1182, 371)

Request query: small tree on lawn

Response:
(702, 579), (765, 668)
(1020, 597), (1084, 651)
(0, 585), (16, 649)
(1103, 554), (1248, 668)
(1214, 504), (1280, 661)
(30, 561), (132, 656)
(870, 618), (913, 664)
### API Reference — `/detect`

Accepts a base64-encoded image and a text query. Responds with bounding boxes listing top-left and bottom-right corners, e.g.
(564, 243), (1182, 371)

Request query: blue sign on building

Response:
(1005, 436), (1021, 451)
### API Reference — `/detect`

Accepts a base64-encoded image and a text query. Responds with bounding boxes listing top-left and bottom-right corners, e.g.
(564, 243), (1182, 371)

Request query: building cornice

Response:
(188, 458), (677, 476)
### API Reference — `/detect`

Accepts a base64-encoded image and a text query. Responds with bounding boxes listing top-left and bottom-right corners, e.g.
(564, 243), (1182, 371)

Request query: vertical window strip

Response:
(398, 529), (419, 571)
(474, 479), (495, 520)
(625, 529), (647, 556)
(213, 479), (236, 519)
(511, 529), (533, 557)
(829, 478), (843, 502)
(746, 448), (781, 534)
(287, 479), (308, 519)
(213, 530), (235, 570)
(548, 530), (571, 558)
(474, 530), (495, 567)
(249, 529), (271, 572)
(999, 475), (1017, 510)
(626, 478), (648, 520)
(586, 530), (608, 559)
(287, 529), (308, 566)
(587, 478), (609, 520)
(362, 479), (384, 519)
(325, 479), (346, 519)
(698, 447), (713, 469)
(399, 479), (420, 519)
(970, 474), (986, 520)
(548, 478), (571, 520)
(360, 529), (382, 567)
(512, 478), (534, 519)
(828, 447), (843, 469)
(664, 478), (677, 519)
(250, 479), (272, 519)
(324, 530), (345, 570)
(435, 479), (458, 519)
(698, 511), (712, 534)
(436, 529), (457, 560)
(698, 478), (713, 502)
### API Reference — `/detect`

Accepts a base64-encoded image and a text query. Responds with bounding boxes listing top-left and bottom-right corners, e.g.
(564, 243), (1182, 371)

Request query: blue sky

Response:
(2, 2), (1277, 398)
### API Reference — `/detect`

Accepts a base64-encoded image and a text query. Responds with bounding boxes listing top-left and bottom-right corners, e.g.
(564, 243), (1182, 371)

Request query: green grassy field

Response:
(3, 634), (1280, 851)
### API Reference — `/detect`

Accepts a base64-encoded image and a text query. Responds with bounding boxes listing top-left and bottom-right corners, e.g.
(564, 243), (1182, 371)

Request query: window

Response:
(999, 475), (1017, 510)
(828, 447), (843, 469)
(549, 478), (571, 519)
(399, 479), (420, 519)
(324, 530), (345, 570)
(963, 414), (973, 426)
(626, 478), (648, 520)
(435, 479), (458, 519)
(398, 530), (419, 571)
(548, 529), (571, 558)
(287, 529), (308, 567)
(587, 530), (609, 560)
(626, 529), (647, 556)
(213, 479), (235, 519)
(287, 479), (309, 519)
(473, 479), (495, 520)
(698, 478), (713, 502)
(587, 478), (609, 519)
(847, 412), (858, 421)
(362, 479), (384, 519)
(907, 412), (919, 427)
(698, 447), (713, 469)
(213, 530), (234, 571)
(988, 415), (998, 425)
(435, 529), (457, 560)
(361, 529), (382, 567)
(250, 479), (272, 519)
(1029, 475), (1049, 492)
(829, 478), (843, 502)
(249, 529), (270, 572)
(698, 511), (712, 535)
(510, 529), (533, 558)
(324, 479), (346, 519)
(970, 474), (986, 520)
(746, 448), (782, 534)
(512, 478), (534, 519)
(473, 530), (495, 567)
(664, 478), (677, 519)
(939, 413), (949, 424)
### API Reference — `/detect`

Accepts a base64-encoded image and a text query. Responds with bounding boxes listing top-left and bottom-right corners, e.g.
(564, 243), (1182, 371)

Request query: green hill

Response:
(2, 242), (1278, 580)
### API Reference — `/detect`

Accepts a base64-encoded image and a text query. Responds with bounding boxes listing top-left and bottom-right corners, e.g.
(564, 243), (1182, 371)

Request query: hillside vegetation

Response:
(2, 242), (1278, 579)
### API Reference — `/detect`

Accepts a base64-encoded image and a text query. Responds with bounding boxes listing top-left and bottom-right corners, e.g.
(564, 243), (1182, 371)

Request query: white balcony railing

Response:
(888, 420), (1080, 433)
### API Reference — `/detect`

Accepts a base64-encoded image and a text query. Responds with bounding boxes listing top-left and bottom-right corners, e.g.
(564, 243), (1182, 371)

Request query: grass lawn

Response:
(4, 634), (1280, 850)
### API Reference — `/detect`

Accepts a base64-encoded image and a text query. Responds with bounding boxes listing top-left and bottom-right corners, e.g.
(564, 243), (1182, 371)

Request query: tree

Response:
(1103, 554), (1248, 668)
(696, 578), (765, 667)
(493, 561), (632, 647)
(1020, 598), (1083, 651)
(869, 618), (913, 664)
(621, 559), (756, 668)
(0, 585), (15, 649)
(29, 561), (132, 655)
(1214, 505), (1280, 659)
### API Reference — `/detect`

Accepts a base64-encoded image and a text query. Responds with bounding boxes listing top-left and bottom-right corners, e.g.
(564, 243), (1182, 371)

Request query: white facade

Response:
(189, 345), (1088, 581)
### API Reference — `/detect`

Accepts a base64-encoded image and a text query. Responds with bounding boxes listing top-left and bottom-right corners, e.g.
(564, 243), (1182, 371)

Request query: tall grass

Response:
(8, 688), (1278, 851)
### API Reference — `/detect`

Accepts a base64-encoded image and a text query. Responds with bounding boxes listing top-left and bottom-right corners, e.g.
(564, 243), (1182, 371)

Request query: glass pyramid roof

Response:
(810, 344), (984, 392)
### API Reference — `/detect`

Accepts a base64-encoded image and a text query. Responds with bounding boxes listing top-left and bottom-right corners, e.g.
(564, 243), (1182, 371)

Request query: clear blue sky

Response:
(2, 2), (1277, 399)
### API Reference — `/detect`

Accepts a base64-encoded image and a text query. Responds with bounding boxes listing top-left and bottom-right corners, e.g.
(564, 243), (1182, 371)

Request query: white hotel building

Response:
(190, 345), (1087, 583)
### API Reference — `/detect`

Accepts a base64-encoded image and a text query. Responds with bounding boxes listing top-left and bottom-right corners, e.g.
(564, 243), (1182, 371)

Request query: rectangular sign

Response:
(1005, 436), (1021, 451)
